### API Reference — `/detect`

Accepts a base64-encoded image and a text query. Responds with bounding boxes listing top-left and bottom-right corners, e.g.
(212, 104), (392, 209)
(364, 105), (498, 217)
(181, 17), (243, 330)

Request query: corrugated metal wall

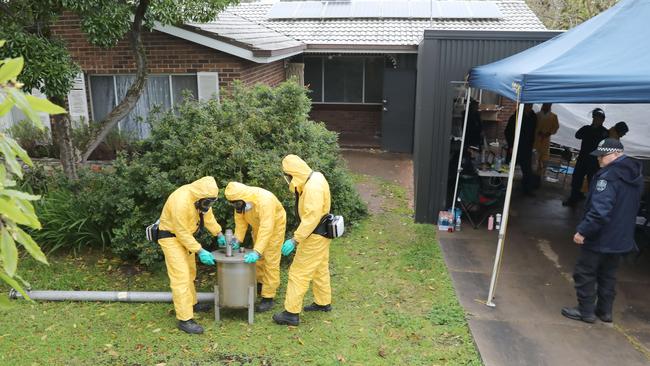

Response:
(413, 30), (562, 223)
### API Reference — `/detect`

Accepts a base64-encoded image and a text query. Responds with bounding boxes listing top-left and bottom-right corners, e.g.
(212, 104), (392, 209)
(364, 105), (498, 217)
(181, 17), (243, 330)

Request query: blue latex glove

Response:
(281, 239), (296, 256)
(216, 233), (226, 248)
(197, 248), (216, 265)
(244, 251), (260, 263)
(231, 238), (240, 250)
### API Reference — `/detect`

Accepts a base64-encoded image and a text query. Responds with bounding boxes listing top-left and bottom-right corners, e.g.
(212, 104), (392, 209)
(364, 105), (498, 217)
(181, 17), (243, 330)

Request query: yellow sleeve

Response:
(252, 200), (274, 254)
(203, 208), (222, 237)
(551, 115), (560, 134)
(172, 204), (203, 253)
(234, 211), (248, 243)
(294, 187), (326, 243)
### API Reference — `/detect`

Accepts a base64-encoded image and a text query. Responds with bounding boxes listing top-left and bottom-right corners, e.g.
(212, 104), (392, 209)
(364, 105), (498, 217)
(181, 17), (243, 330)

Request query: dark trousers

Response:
(570, 157), (598, 200)
(518, 151), (534, 193)
(573, 247), (621, 315)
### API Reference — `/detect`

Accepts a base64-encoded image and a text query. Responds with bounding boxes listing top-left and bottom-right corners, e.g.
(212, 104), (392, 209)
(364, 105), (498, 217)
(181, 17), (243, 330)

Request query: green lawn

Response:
(0, 177), (481, 366)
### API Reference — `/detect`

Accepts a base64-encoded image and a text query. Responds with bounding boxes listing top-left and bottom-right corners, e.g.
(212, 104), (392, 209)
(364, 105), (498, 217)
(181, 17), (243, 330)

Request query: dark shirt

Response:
(505, 111), (537, 158)
(577, 156), (644, 253)
(466, 109), (483, 148)
(575, 124), (609, 158)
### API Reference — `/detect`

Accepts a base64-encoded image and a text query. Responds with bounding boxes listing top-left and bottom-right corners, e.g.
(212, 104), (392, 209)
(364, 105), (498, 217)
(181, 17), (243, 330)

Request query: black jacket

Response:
(577, 156), (644, 253)
(505, 111), (537, 160)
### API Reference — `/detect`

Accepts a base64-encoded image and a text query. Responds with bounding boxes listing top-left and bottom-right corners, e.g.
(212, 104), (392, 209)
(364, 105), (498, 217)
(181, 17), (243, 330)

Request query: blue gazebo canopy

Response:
(469, 0), (650, 103)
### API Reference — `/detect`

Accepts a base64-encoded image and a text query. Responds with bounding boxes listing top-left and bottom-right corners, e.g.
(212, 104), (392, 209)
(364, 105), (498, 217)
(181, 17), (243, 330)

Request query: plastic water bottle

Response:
(454, 209), (461, 232)
(487, 215), (494, 231)
(225, 229), (233, 257)
(495, 214), (502, 230)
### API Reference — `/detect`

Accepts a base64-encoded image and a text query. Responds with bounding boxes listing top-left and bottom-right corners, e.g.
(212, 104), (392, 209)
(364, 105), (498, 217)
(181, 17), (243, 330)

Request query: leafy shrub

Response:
(6, 120), (56, 158)
(29, 81), (367, 266)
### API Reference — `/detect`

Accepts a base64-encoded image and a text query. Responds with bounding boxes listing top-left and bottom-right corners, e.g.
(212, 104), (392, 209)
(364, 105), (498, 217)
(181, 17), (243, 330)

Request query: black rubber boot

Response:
(256, 298), (275, 313)
(178, 319), (204, 334)
(193, 303), (212, 313)
(596, 310), (613, 323)
(273, 310), (299, 326)
(561, 307), (596, 323)
(303, 303), (332, 312)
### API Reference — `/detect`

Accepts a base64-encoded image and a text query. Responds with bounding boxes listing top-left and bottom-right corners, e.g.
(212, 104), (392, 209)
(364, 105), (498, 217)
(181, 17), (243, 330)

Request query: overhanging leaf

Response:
(1, 189), (40, 201)
(0, 57), (24, 83)
(0, 271), (30, 301)
(9, 88), (41, 127)
(12, 226), (48, 265)
(0, 138), (22, 178)
(1, 228), (17, 276)
(0, 197), (31, 226)
(0, 96), (14, 117)
(0, 40), (5, 48)
(25, 95), (67, 115)
(5, 138), (33, 167)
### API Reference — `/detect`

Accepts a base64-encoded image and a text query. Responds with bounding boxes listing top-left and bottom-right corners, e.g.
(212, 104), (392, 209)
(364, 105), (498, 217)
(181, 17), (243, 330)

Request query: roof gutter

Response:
(304, 44), (418, 54)
(153, 23), (305, 63)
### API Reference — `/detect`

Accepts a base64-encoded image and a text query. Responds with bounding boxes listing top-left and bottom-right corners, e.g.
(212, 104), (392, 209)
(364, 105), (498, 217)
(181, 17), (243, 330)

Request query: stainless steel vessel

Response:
(212, 248), (256, 324)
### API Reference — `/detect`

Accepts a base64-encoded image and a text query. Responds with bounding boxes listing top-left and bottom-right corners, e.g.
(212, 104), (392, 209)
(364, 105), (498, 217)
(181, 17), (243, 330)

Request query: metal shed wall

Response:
(413, 30), (562, 223)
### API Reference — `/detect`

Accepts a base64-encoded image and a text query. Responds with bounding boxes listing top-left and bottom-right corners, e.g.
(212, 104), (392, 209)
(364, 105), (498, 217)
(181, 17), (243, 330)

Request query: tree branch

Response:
(81, 0), (150, 162)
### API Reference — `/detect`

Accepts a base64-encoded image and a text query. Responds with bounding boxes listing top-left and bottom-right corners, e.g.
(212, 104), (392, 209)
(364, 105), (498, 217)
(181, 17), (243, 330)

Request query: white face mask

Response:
(244, 202), (253, 212)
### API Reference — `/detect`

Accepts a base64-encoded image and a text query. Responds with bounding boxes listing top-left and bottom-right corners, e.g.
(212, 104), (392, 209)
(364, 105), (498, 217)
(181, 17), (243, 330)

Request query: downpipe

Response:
(8, 289), (214, 303)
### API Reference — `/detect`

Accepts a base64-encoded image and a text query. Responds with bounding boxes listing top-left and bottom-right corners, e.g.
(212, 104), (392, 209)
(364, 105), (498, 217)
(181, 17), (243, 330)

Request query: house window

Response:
(304, 56), (384, 104)
(89, 74), (200, 138)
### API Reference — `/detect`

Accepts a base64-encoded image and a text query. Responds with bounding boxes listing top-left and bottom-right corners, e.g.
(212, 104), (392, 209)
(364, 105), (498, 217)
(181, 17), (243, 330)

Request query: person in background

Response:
(466, 98), (483, 149)
(504, 103), (537, 195)
(534, 103), (560, 176)
(157, 176), (227, 334)
(609, 121), (629, 140)
(224, 182), (286, 313)
(273, 155), (332, 326)
(563, 108), (609, 207)
(562, 138), (643, 323)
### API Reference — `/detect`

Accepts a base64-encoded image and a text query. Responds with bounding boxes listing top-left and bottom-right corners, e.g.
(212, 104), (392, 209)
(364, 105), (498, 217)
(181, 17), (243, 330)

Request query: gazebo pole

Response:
(450, 86), (472, 216)
(486, 91), (523, 307)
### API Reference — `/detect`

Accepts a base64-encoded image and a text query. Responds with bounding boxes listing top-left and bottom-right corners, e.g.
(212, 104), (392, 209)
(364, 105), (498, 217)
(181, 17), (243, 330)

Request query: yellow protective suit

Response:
(282, 155), (332, 314)
(534, 111), (560, 174)
(158, 176), (222, 321)
(224, 182), (286, 299)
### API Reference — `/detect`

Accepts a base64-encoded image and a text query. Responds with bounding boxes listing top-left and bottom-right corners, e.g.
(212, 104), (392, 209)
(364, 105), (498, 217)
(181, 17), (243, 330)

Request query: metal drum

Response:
(212, 248), (256, 324)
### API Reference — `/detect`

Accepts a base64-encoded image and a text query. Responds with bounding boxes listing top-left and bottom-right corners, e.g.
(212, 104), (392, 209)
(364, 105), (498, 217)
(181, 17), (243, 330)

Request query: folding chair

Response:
(456, 174), (504, 229)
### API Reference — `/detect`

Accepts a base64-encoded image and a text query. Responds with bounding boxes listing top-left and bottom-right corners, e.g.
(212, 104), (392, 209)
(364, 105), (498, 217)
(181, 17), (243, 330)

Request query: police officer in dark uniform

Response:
(504, 104), (537, 195)
(563, 108), (609, 206)
(562, 138), (644, 323)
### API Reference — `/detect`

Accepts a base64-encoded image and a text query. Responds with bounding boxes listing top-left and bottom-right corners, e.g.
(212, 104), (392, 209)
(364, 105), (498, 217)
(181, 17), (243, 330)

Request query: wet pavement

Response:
(439, 180), (650, 365)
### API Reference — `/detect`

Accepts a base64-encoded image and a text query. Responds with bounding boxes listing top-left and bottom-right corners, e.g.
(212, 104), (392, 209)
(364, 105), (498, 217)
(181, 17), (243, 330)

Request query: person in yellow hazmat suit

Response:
(273, 155), (332, 326)
(533, 103), (560, 176)
(158, 176), (227, 334)
(224, 182), (287, 313)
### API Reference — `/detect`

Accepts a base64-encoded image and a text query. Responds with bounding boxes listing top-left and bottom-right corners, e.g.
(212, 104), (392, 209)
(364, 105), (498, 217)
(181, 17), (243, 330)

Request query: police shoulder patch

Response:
(596, 179), (608, 192)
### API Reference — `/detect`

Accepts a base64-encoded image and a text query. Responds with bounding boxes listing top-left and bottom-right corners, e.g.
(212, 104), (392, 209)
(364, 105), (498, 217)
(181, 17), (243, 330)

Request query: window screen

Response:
(172, 75), (198, 106)
(89, 76), (116, 122)
(324, 57), (363, 103)
(364, 57), (384, 103)
(304, 57), (323, 102)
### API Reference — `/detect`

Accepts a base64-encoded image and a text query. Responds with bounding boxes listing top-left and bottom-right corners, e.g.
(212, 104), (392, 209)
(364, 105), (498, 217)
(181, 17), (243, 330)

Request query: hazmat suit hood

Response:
(282, 155), (313, 194)
(187, 176), (219, 200)
(224, 182), (257, 202)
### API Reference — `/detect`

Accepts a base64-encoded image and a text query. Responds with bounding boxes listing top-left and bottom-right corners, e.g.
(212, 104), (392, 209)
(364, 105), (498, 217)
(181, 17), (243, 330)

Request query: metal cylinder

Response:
(212, 249), (256, 308)
(225, 229), (233, 257)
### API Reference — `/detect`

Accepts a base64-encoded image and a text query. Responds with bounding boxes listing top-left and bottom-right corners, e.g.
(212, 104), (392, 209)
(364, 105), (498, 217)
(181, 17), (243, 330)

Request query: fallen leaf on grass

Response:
(378, 348), (386, 358)
(336, 354), (346, 363)
(41, 334), (47, 341)
(155, 363), (166, 366)
(297, 337), (305, 345)
(323, 320), (331, 324)
(108, 350), (119, 357)
(152, 328), (161, 333)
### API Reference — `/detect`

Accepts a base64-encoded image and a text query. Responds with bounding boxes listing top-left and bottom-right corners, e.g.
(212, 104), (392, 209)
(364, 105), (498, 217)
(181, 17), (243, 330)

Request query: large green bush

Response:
(31, 81), (367, 266)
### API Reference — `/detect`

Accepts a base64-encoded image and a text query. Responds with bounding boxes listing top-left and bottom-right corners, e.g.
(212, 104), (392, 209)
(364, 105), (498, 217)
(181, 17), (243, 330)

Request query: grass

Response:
(0, 176), (481, 366)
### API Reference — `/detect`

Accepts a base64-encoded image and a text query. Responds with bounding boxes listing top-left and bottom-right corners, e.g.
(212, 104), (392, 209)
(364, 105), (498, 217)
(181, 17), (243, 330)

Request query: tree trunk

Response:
(50, 96), (78, 180)
(80, 0), (149, 162)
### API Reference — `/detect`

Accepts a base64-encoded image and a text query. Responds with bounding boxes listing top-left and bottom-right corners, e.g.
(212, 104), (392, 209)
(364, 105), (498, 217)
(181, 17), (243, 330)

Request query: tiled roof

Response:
(228, 1), (546, 49)
(185, 10), (305, 57)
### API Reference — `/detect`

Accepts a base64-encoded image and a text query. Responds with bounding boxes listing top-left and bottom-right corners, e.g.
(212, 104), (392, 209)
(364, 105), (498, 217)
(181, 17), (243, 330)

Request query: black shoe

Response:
(256, 298), (275, 313)
(193, 303), (212, 313)
(596, 310), (613, 323)
(303, 302), (332, 312)
(273, 310), (299, 326)
(178, 319), (204, 334)
(561, 307), (596, 323)
(562, 198), (576, 207)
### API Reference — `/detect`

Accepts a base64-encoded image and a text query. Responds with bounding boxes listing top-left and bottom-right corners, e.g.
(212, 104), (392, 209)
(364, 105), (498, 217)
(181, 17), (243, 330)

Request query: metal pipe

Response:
(9, 289), (214, 303)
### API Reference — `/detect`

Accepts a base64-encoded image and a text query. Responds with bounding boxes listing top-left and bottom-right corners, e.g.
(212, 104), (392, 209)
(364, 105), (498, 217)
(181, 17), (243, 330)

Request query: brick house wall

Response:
(309, 104), (382, 147)
(482, 97), (516, 143)
(50, 13), (286, 93)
